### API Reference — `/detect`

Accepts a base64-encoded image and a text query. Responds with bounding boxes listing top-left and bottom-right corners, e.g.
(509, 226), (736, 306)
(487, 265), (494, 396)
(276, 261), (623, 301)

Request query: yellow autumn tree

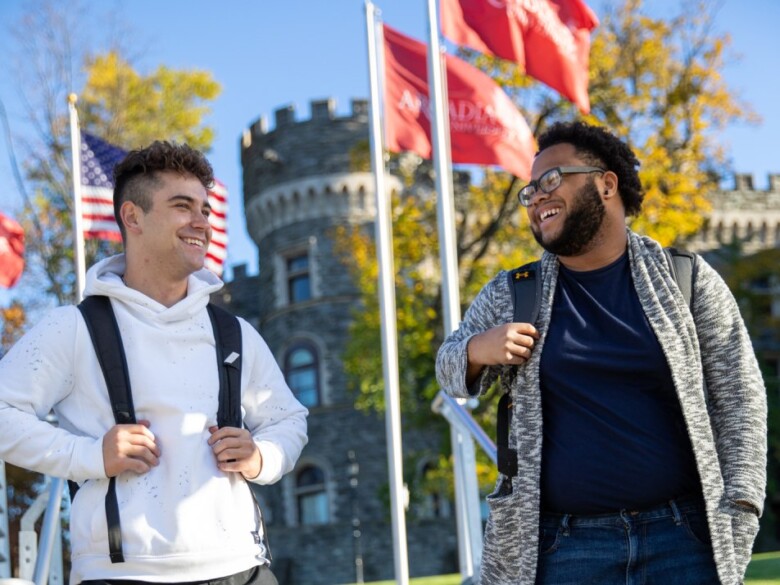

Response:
(586, 0), (753, 245)
(80, 51), (219, 151)
(0, 301), (27, 357)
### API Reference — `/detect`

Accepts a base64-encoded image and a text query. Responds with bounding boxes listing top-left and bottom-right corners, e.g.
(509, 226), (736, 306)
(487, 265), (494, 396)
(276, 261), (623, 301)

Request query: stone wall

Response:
(684, 173), (780, 254)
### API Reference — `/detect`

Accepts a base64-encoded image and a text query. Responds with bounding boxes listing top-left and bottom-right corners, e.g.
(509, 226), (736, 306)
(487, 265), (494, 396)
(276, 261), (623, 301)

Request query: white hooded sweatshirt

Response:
(0, 255), (308, 583)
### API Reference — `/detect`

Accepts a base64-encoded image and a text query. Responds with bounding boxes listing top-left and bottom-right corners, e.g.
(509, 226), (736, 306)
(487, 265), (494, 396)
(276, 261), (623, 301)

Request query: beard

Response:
(531, 179), (606, 257)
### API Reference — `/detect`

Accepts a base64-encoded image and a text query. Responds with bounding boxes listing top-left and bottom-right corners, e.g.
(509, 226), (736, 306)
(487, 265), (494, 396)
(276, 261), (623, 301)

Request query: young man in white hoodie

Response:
(0, 141), (308, 584)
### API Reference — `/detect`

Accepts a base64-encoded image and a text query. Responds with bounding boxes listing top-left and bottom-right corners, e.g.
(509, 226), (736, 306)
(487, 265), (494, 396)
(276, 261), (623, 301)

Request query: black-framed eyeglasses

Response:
(518, 166), (606, 207)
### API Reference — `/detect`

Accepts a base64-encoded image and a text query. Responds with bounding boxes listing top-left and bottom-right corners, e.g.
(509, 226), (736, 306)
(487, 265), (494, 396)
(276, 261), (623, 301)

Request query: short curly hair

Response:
(537, 122), (644, 216)
(113, 141), (214, 240)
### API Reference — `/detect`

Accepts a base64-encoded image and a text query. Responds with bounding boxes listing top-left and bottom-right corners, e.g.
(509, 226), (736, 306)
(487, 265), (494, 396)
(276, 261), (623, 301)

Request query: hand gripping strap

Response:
(207, 304), (273, 560)
(498, 262), (540, 478)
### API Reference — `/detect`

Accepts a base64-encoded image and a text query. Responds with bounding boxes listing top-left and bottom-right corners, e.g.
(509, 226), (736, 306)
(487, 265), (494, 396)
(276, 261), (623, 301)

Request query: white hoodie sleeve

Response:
(238, 320), (308, 485)
(0, 306), (106, 482)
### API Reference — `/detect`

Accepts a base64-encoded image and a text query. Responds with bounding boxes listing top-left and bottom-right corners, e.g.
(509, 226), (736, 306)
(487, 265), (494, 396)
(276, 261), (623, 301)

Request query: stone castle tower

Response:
(228, 99), (458, 584)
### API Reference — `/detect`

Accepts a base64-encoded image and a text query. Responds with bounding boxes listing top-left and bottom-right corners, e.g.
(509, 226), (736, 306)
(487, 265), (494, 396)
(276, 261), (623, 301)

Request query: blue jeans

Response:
(536, 495), (719, 585)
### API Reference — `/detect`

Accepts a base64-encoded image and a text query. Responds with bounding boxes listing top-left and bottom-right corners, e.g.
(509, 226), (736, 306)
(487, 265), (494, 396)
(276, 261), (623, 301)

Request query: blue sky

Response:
(1, 0), (778, 291)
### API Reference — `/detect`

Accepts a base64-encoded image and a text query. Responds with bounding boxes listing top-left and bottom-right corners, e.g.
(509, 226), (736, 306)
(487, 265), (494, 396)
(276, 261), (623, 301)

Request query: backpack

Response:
(497, 248), (697, 478)
(74, 295), (268, 563)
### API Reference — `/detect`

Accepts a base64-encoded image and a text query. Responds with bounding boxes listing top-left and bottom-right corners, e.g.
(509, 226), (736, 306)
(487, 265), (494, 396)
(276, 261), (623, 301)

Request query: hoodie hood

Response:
(84, 254), (223, 323)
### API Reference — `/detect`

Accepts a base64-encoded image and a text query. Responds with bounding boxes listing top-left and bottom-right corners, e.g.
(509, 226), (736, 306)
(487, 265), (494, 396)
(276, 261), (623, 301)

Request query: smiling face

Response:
(128, 170), (212, 281)
(527, 143), (608, 258)
(532, 179), (605, 257)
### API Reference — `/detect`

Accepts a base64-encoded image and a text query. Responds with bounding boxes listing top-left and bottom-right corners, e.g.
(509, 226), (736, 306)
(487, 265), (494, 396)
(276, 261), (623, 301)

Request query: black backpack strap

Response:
(78, 295), (135, 564)
(78, 296), (136, 425)
(664, 247), (708, 406)
(497, 261), (541, 478)
(496, 392), (517, 478)
(207, 304), (273, 560)
(207, 303), (243, 429)
(664, 247), (696, 308)
(247, 483), (273, 563)
(507, 261), (542, 324)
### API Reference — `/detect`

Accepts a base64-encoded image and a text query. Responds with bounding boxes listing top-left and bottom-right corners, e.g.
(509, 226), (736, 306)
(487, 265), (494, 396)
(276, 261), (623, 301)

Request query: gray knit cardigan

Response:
(435, 231), (767, 585)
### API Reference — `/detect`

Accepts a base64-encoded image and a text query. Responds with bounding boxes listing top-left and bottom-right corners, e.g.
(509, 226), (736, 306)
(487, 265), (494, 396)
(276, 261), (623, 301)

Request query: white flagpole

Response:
(68, 93), (87, 301)
(426, 0), (460, 335)
(364, 2), (409, 584)
(426, 0), (483, 579)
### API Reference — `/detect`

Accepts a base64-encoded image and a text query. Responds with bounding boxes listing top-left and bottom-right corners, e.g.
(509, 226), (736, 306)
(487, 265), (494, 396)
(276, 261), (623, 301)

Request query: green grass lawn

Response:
(343, 551), (780, 585)
(344, 576), (460, 585)
(746, 551), (780, 584)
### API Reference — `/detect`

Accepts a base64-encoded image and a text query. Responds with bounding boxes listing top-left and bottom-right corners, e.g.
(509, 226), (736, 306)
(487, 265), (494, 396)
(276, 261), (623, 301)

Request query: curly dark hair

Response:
(537, 121), (644, 216)
(113, 141), (214, 240)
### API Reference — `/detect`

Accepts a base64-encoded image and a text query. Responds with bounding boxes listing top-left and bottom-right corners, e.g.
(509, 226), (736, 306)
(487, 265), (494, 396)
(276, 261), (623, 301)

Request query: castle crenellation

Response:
(688, 172), (780, 253)
(245, 98), (370, 143)
(733, 172), (780, 193)
(241, 99), (374, 205)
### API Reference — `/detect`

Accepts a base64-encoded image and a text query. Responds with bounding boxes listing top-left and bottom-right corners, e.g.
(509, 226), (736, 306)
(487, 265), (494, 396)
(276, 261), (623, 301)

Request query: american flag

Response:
(80, 132), (228, 275)
(204, 178), (228, 275)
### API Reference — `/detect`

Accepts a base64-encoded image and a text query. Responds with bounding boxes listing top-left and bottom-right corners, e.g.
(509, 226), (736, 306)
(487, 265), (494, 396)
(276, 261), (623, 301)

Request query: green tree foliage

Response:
(334, 0), (756, 494)
(7, 1), (220, 307)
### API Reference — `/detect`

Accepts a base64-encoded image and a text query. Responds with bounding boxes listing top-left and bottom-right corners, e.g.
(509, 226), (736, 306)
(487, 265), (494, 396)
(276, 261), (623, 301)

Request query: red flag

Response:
(0, 211), (24, 289)
(80, 132), (230, 276)
(383, 25), (534, 179)
(440, 0), (599, 114)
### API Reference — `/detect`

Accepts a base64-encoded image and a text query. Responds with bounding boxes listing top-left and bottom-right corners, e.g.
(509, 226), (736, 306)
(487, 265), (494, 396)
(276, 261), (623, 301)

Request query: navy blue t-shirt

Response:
(539, 252), (700, 514)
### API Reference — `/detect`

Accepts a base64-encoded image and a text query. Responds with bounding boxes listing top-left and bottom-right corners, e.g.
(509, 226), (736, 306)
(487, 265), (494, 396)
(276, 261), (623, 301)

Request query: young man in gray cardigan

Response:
(436, 121), (766, 585)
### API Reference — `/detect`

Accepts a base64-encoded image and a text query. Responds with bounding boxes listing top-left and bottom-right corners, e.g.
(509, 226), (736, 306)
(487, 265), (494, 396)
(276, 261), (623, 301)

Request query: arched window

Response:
(285, 344), (320, 407)
(295, 465), (329, 525)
